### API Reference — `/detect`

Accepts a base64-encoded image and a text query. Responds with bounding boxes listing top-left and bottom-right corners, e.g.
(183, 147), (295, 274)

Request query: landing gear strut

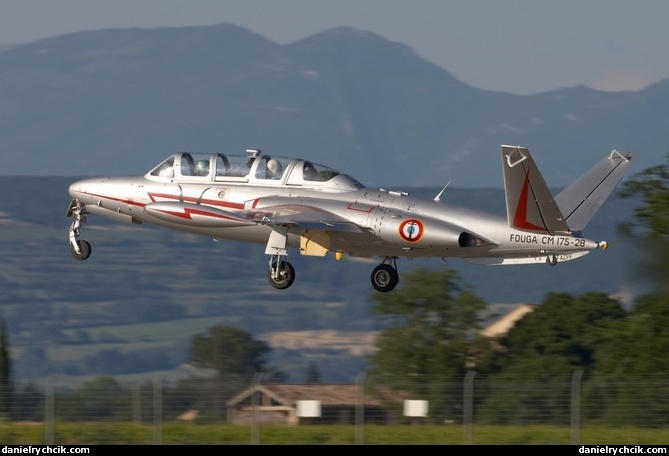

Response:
(371, 257), (399, 293)
(268, 255), (295, 290)
(67, 200), (92, 261)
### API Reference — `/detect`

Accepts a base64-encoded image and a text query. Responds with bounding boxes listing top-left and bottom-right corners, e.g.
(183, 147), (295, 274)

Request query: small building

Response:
(226, 383), (394, 425)
(480, 303), (536, 339)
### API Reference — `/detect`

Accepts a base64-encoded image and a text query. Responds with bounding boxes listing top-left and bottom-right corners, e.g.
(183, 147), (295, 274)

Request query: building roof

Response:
(480, 303), (536, 338)
(227, 383), (387, 407)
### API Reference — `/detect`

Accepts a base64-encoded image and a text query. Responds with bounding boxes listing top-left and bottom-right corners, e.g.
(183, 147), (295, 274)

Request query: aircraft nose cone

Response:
(68, 179), (89, 198)
(68, 181), (80, 197)
(68, 178), (104, 200)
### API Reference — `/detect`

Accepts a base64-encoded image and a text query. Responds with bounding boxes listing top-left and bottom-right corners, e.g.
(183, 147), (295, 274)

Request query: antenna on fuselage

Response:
(434, 181), (451, 202)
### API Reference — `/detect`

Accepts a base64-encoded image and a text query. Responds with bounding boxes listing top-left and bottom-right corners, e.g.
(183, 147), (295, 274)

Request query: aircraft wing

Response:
(244, 202), (366, 233)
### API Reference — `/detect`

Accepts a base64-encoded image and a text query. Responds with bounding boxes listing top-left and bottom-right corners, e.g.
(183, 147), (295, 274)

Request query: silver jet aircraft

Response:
(66, 146), (635, 292)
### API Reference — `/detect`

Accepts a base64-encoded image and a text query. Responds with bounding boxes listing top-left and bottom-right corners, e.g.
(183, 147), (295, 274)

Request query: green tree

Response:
(59, 376), (129, 421)
(615, 154), (669, 363)
(618, 152), (669, 237)
(476, 292), (626, 424)
(618, 153), (669, 292)
(185, 326), (281, 420)
(594, 293), (669, 375)
(189, 325), (270, 379)
(369, 268), (486, 375)
(582, 293), (669, 425)
(367, 267), (486, 422)
(0, 317), (11, 420)
(496, 292), (626, 372)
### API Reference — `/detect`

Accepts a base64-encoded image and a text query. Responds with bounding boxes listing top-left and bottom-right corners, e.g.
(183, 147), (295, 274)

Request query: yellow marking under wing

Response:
(300, 229), (331, 256)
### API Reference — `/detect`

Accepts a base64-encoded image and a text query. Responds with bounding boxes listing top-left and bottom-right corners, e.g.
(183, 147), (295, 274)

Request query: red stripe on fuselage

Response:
(147, 192), (245, 210)
(80, 192), (146, 208)
(76, 191), (246, 212)
(154, 207), (242, 221)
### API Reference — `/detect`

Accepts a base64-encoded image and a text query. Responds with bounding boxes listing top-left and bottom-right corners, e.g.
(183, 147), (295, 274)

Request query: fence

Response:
(1, 371), (668, 444)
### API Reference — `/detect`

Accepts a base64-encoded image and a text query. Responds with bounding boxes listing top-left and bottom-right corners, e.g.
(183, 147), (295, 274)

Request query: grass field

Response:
(1, 422), (667, 445)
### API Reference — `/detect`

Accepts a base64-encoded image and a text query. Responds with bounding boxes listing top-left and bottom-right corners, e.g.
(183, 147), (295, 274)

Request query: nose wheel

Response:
(371, 258), (399, 292)
(67, 199), (92, 261)
(71, 240), (92, 260)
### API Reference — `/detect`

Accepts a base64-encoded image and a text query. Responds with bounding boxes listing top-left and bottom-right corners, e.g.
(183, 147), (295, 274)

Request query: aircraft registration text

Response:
(510, 234), (587, 247)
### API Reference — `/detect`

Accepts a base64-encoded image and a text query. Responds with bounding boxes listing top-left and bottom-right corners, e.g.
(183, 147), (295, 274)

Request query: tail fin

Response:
(502, 145), (570, 235)
(554, 150), (636, 232)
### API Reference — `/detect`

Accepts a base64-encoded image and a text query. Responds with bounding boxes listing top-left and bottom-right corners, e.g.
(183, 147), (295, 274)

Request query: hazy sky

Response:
(2, 0), (668, 95)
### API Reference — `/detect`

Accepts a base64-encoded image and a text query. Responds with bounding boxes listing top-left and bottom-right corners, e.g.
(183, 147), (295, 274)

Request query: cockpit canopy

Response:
(146, 150), (365, 192)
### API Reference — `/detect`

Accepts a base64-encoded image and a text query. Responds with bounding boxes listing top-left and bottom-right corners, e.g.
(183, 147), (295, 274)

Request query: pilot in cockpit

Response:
(196, 159), (209, 176)
(266, 159), (283, 179)
(303, 161), (317, 181)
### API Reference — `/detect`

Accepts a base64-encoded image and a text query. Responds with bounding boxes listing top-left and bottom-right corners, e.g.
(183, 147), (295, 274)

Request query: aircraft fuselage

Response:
(67, 147), (632, 291)
(68, 175), (597, 262)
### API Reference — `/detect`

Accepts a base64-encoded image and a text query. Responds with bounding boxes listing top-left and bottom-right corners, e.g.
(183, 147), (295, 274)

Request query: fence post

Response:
(571, 370), (583, 445)
(153, 373), (165, 445)
(355, 371), (367, 445)
(131, 381), (141, 424)
(251, 372), (264, 445)
(463, 371), (476, 445)
(44, 374), (58, 444)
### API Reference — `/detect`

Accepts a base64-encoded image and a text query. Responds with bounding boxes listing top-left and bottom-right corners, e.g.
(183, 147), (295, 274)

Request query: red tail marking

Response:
(513, 169), (547, 232)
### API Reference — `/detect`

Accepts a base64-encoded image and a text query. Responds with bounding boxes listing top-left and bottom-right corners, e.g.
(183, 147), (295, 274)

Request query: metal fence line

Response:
(1, 370), (668, 444)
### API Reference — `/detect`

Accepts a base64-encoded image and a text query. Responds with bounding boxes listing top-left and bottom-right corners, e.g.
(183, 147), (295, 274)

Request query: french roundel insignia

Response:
(399, 219), (424, 242)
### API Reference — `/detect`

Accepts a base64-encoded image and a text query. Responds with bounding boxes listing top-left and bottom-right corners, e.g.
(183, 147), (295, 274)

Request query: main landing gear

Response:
(371, 257), (399, 293)
(67, 200), (92, 261)
(268, 255), (295, 290)
(266, 254), (400, 293)
(265, 226), (296, 290)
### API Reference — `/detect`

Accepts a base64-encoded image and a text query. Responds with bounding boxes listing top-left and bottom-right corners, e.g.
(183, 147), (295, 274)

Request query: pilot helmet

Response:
(303, 161), (317, 180)
(267, 159), (283, 176)
(196, 159), (209, 175)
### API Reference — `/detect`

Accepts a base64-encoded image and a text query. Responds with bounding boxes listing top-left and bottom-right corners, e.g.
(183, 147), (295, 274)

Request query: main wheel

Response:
(547, 255), (558, 266)
(268, 261), (295, 290)
(371, 264), (399, 293)
(71, 240), (92, 261)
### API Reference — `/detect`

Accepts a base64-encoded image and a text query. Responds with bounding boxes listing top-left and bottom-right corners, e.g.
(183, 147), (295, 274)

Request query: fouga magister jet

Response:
(66, 145), (635, 292)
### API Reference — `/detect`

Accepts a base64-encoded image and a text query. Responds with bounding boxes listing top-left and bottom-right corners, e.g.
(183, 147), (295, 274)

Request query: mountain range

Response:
(0, 23), (665, 188)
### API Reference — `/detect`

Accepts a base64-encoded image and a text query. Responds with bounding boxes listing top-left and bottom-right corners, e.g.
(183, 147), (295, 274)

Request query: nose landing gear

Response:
(71, 239), (92, 261)
(67, 199), (92, 261)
